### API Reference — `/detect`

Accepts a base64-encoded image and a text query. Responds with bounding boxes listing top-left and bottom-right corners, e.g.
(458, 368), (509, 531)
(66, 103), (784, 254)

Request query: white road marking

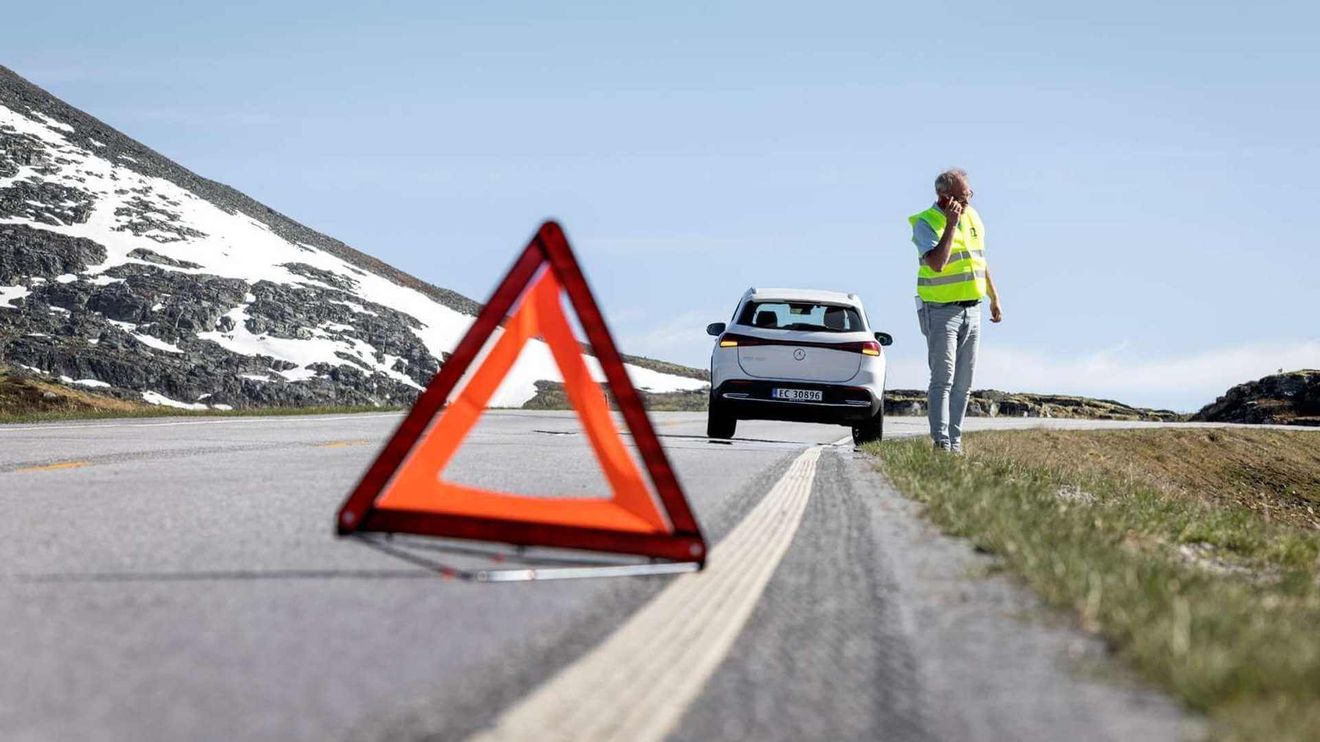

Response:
(467, 445), (824, 742)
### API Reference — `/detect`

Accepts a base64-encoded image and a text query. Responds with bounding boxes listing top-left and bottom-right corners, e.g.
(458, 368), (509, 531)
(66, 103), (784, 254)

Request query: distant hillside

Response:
(0, 65), (707, 410)
(521, 383), (1184, 420)
(884, 389), (1183, 422)
(1192, 370), (1320, 427)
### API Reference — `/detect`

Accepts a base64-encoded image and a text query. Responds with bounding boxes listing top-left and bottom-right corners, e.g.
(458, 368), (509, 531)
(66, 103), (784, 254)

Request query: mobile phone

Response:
(938, 194), (966, 210)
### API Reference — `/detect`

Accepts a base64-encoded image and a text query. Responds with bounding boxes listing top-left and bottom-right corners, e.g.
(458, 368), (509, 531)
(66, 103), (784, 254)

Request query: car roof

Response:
(744, 287), (861, 306)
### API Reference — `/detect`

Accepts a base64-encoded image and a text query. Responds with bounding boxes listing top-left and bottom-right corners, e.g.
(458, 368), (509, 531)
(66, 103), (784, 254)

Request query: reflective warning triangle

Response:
(336, 221), (707, 565)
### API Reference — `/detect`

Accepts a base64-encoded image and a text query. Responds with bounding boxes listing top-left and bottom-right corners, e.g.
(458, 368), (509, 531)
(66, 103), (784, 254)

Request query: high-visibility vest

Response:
(910, 204), (987, 303)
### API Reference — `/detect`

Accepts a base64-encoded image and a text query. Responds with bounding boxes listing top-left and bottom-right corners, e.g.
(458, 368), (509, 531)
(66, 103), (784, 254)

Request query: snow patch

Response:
(142, 391), (207, 410)
(133, 333), (184, 354)
(198, 303), (422, 390)
(107, 319), (183, 353)
(0, 285), (30, 308)
(332, 300), (377, 317)
(279, 367), (320, 382)
(27, 110), (74, 133)
(72, 378), (112, 388)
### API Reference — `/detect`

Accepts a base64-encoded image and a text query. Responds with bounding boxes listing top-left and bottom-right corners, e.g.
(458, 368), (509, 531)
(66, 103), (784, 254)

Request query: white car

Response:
(706, 288), (892, 444)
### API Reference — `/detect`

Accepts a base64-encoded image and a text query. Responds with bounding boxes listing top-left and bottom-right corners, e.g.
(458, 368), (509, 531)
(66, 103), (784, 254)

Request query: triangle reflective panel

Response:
(336, 221), (708, 566)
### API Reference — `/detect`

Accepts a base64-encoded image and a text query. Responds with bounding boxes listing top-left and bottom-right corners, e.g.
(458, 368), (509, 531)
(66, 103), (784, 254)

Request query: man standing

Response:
(910, 169), (1002, 453)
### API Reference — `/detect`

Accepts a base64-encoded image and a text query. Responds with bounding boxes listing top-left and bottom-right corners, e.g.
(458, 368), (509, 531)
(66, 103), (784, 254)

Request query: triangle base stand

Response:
(351, 533), (701, 582)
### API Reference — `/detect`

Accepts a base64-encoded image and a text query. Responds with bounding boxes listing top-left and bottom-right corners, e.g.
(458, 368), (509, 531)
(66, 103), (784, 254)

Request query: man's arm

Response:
(985, 266), (1003, 323)
(923, 200), (963, 272)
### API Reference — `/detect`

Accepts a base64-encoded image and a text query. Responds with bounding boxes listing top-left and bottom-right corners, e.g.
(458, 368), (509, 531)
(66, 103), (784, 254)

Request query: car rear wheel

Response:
(852, 409), (883, 445)
(707, 400), (737, 439)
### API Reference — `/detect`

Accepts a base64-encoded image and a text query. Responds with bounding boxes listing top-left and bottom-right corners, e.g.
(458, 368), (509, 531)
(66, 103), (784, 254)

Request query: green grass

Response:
(868, 429), (1320, 741)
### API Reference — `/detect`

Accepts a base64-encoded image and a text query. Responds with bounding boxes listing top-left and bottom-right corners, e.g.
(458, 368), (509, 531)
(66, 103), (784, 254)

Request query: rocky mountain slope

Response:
(0, 66), (706, 410)
(1191, 370), (1320, 426)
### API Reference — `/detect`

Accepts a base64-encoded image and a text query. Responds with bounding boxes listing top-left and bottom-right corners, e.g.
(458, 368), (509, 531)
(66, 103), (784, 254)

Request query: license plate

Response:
(771, 388), (823, 402)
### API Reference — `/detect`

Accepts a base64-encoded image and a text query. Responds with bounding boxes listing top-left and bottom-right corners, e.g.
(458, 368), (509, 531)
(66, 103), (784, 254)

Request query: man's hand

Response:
(990, 300), (1003, 323)
(942, 199), (964, 227)
(926, 198), (965, 272)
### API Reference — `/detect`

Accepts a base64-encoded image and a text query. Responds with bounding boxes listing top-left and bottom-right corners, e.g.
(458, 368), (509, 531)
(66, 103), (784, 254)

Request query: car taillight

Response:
(830, 340), (882, 355)
(717, 333), (765, 348)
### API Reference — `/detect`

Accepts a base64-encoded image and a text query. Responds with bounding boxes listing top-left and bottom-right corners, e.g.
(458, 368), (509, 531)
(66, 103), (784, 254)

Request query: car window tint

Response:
(737, 301), (863, 332)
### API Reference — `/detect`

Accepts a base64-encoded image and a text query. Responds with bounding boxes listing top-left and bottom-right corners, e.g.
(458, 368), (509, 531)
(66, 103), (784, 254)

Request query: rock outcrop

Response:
(1191, 370), (1320, 426)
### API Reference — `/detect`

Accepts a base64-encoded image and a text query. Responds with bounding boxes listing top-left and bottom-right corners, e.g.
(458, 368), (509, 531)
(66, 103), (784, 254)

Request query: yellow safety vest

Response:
(910, 205), (987, 303)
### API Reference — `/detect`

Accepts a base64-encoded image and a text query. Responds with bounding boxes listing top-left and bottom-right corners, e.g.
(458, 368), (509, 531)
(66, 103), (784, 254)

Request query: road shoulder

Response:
(672, 447), (1198, 742)
(848, 447), (1200, 741)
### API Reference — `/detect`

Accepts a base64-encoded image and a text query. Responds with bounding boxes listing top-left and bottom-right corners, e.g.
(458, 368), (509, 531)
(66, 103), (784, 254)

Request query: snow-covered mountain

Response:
(0, 66), (707, 409)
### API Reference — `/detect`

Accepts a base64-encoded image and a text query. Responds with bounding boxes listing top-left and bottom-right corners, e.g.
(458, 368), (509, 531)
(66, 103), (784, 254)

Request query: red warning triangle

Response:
(336, 221), (707, 565)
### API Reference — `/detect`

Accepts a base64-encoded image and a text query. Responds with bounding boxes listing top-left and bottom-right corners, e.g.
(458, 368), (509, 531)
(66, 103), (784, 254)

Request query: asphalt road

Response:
(0, 411), (1203, 741)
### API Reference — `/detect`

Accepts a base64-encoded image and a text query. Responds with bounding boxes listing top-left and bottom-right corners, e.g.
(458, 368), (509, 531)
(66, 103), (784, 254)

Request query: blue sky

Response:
(9, 0), (1318, 411)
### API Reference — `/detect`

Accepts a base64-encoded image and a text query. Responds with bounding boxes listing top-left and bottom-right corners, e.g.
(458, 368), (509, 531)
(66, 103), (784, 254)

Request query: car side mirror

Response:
(874, 332), (893, 346)
(706, 322), (726, 337)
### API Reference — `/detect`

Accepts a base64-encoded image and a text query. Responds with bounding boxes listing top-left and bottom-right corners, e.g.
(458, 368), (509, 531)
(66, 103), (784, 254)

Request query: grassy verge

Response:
(0, 370), (402, 425)
(868, 429), (1320, 741)
(0, 404), (403, 425)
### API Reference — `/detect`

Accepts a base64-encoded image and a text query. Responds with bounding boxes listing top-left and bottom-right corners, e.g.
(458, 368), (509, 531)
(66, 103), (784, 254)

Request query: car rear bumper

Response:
(713, 380), (880, 425)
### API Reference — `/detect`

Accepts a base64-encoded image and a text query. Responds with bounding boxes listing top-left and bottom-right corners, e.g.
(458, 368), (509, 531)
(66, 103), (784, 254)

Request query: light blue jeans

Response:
(918, 301), (981, 448)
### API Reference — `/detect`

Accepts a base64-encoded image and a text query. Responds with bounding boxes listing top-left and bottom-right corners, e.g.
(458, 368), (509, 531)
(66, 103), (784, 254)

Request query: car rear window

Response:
(737, 301), (864, 332)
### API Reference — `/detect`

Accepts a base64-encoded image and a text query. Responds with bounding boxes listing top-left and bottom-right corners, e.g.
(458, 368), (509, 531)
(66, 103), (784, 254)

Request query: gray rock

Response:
(0, 224), (105, 282)
(1191, 370), (1320, 426)
(126, 247), (203, 270)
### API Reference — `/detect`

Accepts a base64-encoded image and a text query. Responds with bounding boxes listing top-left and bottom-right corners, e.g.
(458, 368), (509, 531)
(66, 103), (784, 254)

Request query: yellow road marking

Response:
(316, 439), (371, 448)
(13, 460), (92, 473)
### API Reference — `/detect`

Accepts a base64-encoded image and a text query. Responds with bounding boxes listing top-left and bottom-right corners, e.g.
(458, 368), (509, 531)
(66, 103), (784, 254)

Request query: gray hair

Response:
(934, 168), (968, 195)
